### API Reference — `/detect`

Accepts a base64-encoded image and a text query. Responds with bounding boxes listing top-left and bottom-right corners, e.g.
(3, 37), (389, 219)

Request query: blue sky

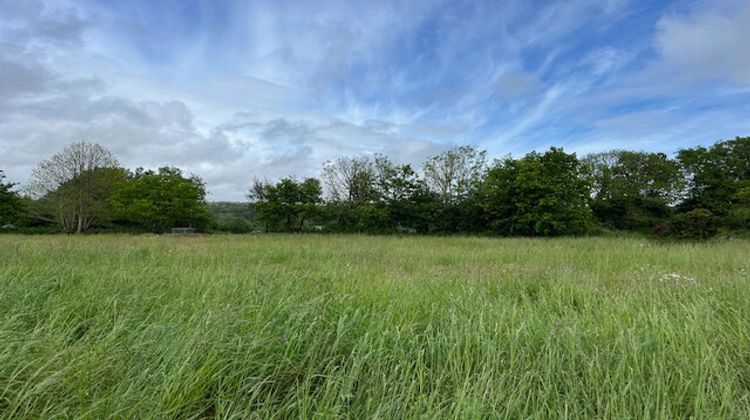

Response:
(1, 0), (749, 200)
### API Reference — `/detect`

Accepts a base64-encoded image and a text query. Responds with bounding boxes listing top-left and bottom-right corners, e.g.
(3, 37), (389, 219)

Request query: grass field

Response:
(1, 234), (749, 418)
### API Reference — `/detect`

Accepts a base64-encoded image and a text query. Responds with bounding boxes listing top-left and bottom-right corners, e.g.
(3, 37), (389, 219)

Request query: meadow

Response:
(1, 234), (749, 418)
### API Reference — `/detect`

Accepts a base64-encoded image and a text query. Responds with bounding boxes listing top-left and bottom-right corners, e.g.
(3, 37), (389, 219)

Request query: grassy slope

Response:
(0, 234), (749, 418)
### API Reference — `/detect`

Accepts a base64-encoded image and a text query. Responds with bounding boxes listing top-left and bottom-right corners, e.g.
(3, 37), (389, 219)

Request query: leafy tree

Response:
(677, 137), (750, 224)
(373, 154), (422, 202)
(423, 146), (487, 204)
(480, 148), (593, 236)
(250, 177), (322, 232)
(28, 142), (121, 233)
(0, 170), (24, 226)
(320, 155), (388, 233)
(111, 167), (210, 232)
(583, 150), (683, 230)
(730, 182), (750, 230)
(371, 155), (439, 232)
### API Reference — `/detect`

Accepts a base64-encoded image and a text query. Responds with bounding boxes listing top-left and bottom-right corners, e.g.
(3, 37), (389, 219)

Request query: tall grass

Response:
(1, 234), (749, 418)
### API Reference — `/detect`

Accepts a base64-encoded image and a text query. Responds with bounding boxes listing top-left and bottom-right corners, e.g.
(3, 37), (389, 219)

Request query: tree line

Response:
(1, 143), (209, 234)
(1, 137), (748, 238)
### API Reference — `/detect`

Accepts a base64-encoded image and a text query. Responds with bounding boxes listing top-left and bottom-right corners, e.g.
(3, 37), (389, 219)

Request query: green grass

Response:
(1, 234), (749, 418)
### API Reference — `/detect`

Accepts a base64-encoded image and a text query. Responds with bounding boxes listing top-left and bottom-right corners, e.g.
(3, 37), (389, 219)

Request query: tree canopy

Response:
(8, 136), (750, 238)
(0, 170), (23, 226)
(110, 167), (210, 233)
(27, 142), (121, 233)
(480, 148), (593, 236)
(250, 177), (322, 232)
(583, 150), (683, 230)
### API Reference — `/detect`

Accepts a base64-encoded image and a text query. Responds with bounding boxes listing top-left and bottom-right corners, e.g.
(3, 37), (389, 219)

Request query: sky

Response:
(1, 0), (749, 201)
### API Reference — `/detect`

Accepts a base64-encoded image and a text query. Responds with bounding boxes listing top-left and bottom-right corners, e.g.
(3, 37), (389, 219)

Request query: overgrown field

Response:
(1, 235), (749, 418)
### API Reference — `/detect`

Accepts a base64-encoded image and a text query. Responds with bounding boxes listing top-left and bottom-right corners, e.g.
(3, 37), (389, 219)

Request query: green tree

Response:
(422, 145), (486, 204)
(28, 142), (122, 233)
(372, 155), (438, 233)
(111, 167), (210, 232)
(480, 148), (593, 236)
(0, 170), (24, 226)
(374, 154), (422, 203)
(677, 137), (750, 226)
(583, 150), (683, 230)
(250, 177), (322, 232)
(731, 182), (750, 231)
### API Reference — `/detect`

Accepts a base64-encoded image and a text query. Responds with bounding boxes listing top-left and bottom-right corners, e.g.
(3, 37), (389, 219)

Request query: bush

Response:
(667, 209), (718, 240)
(651, 223), (669, 237)
(213, 216), (254, 233)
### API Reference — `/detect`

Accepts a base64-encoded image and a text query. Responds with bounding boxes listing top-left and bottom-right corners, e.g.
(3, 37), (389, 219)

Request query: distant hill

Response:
(208, 202), (258, 233)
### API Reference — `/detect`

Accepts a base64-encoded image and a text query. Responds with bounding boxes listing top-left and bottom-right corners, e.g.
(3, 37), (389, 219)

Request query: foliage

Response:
(677, 136), (750, 218)
(208, 202), (257, 233)
(27, 142), (121, 233)
(422, 145), (487, 204)
(12, 136), (750, 236)
(667, 208), (719, 240)
(480, 147), (593, 236)
(110, 167), (210, 232)
(322, 155), (378, 204)
(584, 150), (683, 230)
(728, 183), (750, 231)
(0, 170), (24, 226)
(38, 167), (128, 231)
(250, 177), (322, 232)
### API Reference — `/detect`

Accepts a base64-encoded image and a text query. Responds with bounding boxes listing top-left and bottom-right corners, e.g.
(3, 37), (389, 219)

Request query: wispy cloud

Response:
(0, 0), (748, 200)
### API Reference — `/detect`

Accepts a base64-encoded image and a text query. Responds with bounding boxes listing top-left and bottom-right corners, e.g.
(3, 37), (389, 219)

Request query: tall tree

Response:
(28, 142), (121, 233)
(583, 150), (683, 230)
(249, 177), (322, 232)
(0, 170), (23, 226)
(321, 155), (386, 232)
(322, 155), (378, 204)
(480, 148), (593, 236)
(422, 146), (487, 204)
(373, 154), (422, 203)
(372, 155), (438, 233)
(110, 167), (210, 232)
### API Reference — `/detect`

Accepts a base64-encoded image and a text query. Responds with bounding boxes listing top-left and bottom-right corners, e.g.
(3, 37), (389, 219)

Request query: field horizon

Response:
(1, 234), (749, 417)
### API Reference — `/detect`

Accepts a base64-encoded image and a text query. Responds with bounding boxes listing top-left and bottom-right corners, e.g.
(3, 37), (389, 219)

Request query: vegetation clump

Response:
(2, 136), (749, 237)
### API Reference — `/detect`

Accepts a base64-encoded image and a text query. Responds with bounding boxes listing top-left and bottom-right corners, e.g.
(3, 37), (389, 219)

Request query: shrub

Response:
(668, 209), (718, 240)
(651, 223), (669, 237)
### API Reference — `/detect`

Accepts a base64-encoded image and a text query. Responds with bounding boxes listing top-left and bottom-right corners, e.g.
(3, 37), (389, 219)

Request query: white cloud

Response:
(2, 0), (749, 202)
(655, 0), (750, 85)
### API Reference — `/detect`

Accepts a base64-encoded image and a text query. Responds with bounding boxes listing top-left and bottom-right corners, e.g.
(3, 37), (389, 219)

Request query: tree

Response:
(422, 146), (487, 204)
(322, 155), (378, 204)
(677, 137), (750, 225)
(583, 150), (683, 230)
(480, 148), (593, 236)
(28, 142), (121, 233)
(320, 155), (387, 233)
(0, 170), (24, 226)
(249, 177), (322, 232)
(370, 155), (439, 233)
(110, 167), (210, 232)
